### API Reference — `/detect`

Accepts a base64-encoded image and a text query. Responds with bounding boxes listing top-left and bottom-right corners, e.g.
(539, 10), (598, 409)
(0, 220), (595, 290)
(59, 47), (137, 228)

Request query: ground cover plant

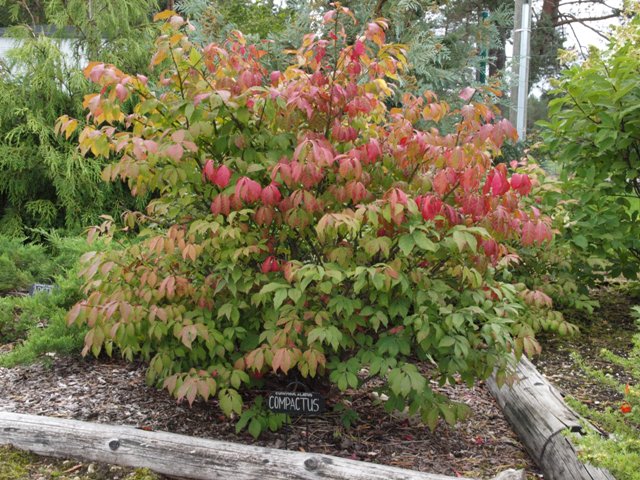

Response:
(570, 320), (640, 480)
(0, 233), (97, 367)
(61, 5), (568, 437)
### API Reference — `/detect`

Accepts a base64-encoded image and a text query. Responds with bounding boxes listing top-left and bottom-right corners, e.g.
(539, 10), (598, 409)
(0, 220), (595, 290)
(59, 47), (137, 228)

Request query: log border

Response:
(0, 411), (477, 480)
(487, 356), (615, 480)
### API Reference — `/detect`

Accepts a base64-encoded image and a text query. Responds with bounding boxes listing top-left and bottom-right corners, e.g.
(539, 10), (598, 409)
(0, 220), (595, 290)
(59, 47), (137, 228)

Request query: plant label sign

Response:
(29, 283), (54, 296)
(267, 391), (325, 415)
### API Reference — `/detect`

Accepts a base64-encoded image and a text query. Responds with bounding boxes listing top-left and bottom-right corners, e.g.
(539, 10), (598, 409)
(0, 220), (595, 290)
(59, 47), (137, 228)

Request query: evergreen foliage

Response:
(0, 233), (97, 366)
(0, 1), (157, 236)
(568, 304), (640, 480)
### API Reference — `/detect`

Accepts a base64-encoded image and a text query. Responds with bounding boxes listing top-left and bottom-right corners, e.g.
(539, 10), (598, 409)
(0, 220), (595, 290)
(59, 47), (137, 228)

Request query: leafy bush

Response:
(65, 7), (558, 434)
(538, 16), (640, 279)
(501, 161), (601, 314)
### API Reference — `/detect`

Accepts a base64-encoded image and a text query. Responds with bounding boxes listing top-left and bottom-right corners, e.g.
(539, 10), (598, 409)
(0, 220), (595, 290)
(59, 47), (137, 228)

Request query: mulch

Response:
(0, 352), (539, 479)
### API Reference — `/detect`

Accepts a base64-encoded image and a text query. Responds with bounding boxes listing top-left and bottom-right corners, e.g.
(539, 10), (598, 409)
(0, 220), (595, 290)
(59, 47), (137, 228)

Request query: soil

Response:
(0, 288), (637, 480)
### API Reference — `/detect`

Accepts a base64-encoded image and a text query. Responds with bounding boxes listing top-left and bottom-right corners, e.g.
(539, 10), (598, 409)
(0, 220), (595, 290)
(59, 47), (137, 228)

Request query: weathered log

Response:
(487, 356), (615, 480)
(0, 411), (505, 480)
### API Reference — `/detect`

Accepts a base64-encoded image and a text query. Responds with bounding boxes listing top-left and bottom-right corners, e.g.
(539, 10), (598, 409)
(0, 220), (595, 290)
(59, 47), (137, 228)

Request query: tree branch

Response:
(554, 12), (620, 28)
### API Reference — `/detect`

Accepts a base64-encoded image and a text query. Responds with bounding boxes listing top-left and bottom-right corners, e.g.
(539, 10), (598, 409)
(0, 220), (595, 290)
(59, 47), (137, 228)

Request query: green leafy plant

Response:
(501, 161), (601, 315)
(64, 6), (558, 433)
(235, 396), (287, 439)
(538, 15), (640, 279)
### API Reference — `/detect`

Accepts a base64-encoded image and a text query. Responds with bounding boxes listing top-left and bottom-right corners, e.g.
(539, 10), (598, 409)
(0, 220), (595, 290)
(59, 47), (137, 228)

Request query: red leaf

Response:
(214, 165), (232, 188)
(236, 177), (262, 203)
(203, 160), (216, 183)
(351, 40), (366, 60)
(260, 183), (282, 206)
(417, 195), (442, 221)
(261, 256), (280, 274)
(510, 173), (532, 195)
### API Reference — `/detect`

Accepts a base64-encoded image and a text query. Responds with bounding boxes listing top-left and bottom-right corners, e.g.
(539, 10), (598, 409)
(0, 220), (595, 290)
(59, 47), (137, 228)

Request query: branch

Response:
(554, 12), (620, 28)
(374, 0), (388, 17)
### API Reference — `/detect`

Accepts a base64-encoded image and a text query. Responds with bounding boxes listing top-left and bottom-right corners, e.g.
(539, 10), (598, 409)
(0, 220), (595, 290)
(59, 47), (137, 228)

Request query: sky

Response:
(557, 0), (623, 54)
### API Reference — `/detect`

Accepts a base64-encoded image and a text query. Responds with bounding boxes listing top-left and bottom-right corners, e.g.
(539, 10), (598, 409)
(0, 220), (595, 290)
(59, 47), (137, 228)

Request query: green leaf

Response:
(219, 388), (242, 416)
(259, 283), (287, 295)
(439, 336), (455, 348)
(398, 234), (415, 256)
(288, 288), (302, 304)
(572, 235), (588, 249)
(274, 289), (287, 310)
(413, 231), (436, 251)
(248, 418), (262, 439)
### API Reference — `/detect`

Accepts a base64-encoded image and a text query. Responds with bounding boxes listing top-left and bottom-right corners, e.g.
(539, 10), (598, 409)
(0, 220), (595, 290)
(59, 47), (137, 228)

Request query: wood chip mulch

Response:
(0, 353), (541, 479)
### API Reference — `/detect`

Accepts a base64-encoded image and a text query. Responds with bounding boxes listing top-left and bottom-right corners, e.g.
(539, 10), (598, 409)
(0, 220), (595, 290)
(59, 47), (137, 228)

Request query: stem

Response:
(442, 181), (460, 203)
(324, 13), (341, 139)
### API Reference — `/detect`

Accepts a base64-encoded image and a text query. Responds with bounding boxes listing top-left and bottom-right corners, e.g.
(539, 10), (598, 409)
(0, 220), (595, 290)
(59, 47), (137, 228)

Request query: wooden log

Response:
(487, 356), (615, 480)
(0, 411), (475, 480)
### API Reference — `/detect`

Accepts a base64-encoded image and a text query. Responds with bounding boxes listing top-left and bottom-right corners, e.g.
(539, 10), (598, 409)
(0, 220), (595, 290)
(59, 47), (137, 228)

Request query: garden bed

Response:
(0, 353), (538, 479)
(1, 288), (636, 480)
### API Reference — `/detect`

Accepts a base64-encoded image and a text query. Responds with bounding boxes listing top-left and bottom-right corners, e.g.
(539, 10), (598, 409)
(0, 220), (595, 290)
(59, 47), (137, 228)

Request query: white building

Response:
(0, 26), (83, 70)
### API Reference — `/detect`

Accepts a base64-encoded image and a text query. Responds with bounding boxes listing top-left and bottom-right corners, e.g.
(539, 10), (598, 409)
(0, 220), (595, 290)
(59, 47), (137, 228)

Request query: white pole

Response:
(516, 0), (532, 140)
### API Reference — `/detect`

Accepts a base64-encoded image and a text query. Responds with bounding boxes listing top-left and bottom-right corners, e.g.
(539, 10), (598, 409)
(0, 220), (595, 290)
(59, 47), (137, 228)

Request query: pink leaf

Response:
(89, 63), (105, 83)
(115, 83), (128, 102)
(459, 87), (476, 102)
(166, 144), (184, 161)
(210, 195), (231, 216)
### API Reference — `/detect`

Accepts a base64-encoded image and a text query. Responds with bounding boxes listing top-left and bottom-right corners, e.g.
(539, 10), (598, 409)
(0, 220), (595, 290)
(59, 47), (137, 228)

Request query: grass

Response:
(0, 446), (162, 480)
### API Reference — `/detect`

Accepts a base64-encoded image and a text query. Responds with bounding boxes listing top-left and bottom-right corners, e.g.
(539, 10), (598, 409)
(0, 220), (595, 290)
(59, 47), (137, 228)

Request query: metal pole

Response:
(516, 0), (532, 140)
(509, 0), (523, 126)
(479, 10), (490, 84)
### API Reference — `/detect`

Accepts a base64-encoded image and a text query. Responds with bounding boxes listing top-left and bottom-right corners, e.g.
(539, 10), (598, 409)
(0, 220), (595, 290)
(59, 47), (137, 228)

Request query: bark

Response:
(488, 357), (615, 480)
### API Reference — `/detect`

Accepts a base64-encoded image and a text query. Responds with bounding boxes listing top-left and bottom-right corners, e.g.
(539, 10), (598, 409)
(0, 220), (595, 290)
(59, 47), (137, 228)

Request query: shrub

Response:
(501, 162), (601, 315)
(538, 15), (640, 279)
(64, 7), (558, 434)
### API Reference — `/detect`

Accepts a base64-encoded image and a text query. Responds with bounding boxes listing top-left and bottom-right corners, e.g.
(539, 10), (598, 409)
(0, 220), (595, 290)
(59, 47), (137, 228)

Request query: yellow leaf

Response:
(65, 119), (78, 139)
(153, 10), (176, 21)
